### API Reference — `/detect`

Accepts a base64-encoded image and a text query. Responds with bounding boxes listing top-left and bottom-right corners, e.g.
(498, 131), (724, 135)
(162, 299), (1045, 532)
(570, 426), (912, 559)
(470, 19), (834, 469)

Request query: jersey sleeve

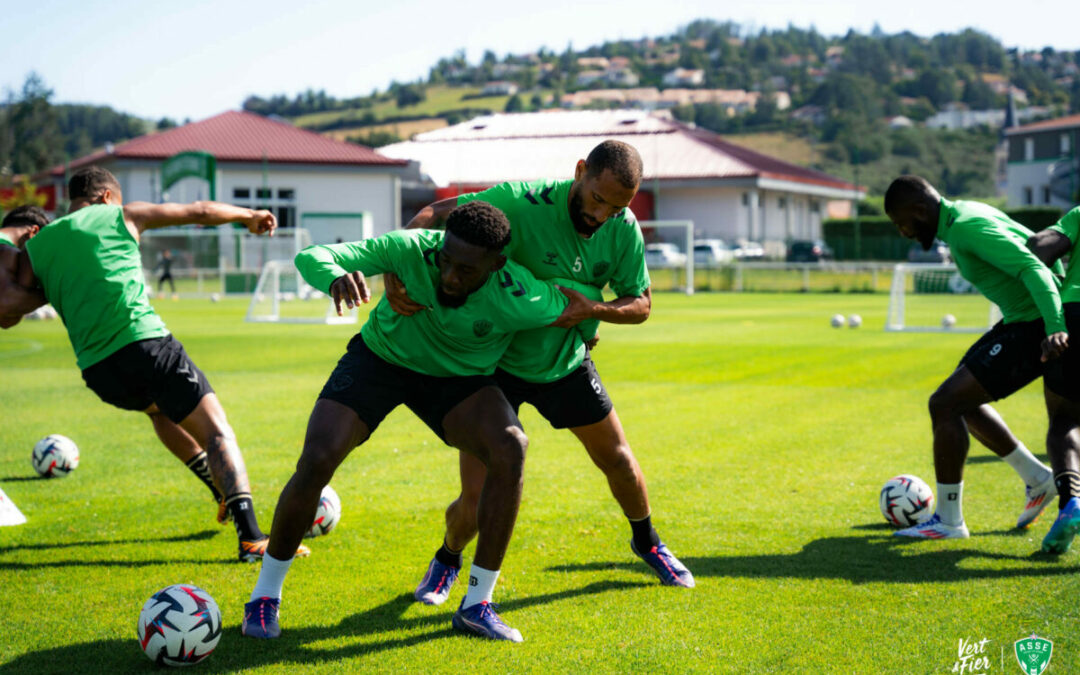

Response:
(1050, 207), (1080, 244)
(957, 220), (1066, 335)
(492, 260), (570, 330)
(294, 231), (415, 294)
(607, 209), (651, 297)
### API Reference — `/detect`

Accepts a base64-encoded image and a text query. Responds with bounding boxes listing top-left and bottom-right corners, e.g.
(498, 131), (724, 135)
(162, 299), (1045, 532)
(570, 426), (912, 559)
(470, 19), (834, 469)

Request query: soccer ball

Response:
(305, 484), (341, 538)
(830, 314), (845, 328)
(942, 314), (957, 329)
(137, 584), (222, 666)
(209, 293), (221, 303)
(879, 474), (935, 527)
(31, 435), (79, 478)
(848, 314), (862, 328)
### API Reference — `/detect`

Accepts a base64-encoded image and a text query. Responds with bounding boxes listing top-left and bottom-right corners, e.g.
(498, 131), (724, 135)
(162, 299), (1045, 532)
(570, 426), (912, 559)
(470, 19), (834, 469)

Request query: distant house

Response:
(663, 68), (705, 87)
(1004, 113), (1080, 207)
(577, 56), (611, 70)
(481, 81), (519, 96)
(44, 111), (409, 237)
(379, 110), (863, 250)
(887, 115), (914, 129)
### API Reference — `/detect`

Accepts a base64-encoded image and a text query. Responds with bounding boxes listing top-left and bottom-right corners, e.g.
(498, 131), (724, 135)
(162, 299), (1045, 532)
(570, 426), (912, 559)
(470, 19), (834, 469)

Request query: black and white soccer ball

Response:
(305, 484), (342, 538)
(137, 584), (222, 666)
(31, 434), (80, 478)
(879, 474), (935, 527)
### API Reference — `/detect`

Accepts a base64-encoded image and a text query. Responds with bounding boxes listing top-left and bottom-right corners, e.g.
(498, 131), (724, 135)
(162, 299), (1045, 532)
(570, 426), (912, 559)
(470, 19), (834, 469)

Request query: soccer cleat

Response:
(452, 599), (523, 642)
(894, 513), (970, 539)
(414, 557), (460, 605)
(1017, 475), (1056, 529)
(238, 538), (311, 563)
(241, 597), (280, 639)
(630, 540), (695, 587)
(1041, 497), (1080, 554)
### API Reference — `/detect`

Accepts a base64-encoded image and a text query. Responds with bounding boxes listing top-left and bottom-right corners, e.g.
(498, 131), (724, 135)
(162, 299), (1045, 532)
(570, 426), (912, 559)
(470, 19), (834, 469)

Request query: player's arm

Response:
(123, 202), (276, 236)
(560, 213), (653, 328)
(551, 287), (651, 328)
(0, 249), (46, 329)
(296, 235), (407, 316)
(1027, 229), (1072, 267)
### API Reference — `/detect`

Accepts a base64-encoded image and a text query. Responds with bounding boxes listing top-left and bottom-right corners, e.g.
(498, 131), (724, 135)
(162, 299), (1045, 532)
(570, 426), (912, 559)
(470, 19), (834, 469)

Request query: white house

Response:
(1004, 113), (1080, 207)
(379, 110), (863, 252)
(46, 111), (410, 239)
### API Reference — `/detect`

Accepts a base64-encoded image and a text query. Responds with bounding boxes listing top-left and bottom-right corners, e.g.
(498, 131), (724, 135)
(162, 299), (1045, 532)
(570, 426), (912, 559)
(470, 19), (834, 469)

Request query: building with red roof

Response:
(46, 110), (410, 238)
(380, 110), (863, 249)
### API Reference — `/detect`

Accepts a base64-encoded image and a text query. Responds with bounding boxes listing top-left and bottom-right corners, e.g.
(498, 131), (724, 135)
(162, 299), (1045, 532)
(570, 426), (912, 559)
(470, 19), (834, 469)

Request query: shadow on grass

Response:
(0, 529), (246, 570)
(0, 475), (45, 483)
(548, 534), (1079, 585)
(964, 452), (1050, 465)
(0, 580), (647, 673)
(0, 529), (219, 554)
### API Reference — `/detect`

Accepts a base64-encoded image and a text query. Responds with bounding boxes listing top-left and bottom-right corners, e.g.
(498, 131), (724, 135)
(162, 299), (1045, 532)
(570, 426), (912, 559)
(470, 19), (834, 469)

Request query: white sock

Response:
(937, 481), (964, 526)
(1002, 443), (1051, 486)
(462, 564), (500, 609)
(250, 553), (293, 601)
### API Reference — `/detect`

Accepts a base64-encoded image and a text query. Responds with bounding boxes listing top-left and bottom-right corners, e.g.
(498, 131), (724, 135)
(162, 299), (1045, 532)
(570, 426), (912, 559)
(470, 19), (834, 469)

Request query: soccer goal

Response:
(885, 263), (1001, 332)
(641, 220), (694, 295)
(244, 260), (358, 325)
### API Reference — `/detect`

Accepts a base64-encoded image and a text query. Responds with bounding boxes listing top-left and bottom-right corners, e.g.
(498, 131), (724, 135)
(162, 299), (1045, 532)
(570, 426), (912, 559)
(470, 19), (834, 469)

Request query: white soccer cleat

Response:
(894, 513), (969, 539)
(1017, 474), (1056, 529)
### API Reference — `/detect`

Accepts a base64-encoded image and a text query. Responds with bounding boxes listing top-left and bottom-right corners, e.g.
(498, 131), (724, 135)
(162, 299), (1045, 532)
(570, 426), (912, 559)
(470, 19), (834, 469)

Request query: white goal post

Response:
(640, 220), (694, 295)
(244, 260), (357, 325)
(886, 263), (1001, 333)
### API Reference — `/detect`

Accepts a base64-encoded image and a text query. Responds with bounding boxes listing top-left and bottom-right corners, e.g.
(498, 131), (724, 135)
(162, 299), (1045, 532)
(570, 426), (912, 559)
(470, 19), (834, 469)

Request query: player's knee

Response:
(484, 426), (528, 477)
(595, 442), (636, 477)
(295, 447), (338, 487)
(928, 387), (960, 418)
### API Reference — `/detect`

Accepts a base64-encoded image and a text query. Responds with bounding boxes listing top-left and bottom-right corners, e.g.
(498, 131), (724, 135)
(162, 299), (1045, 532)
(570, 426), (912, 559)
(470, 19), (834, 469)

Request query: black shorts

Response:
(318, 334), (498, 443)
(81, 334), (214, 423)
(958, 319), (1046, 401)
(495, 356), (613, 429)
(1044, 303), (1080, 400)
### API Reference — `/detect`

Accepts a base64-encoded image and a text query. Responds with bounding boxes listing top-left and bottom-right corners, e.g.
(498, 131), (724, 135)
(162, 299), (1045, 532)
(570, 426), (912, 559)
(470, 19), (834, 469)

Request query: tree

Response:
(504, 94), (524, 112)
(395, 83), (426, 108)
(0, 73), (64, 175)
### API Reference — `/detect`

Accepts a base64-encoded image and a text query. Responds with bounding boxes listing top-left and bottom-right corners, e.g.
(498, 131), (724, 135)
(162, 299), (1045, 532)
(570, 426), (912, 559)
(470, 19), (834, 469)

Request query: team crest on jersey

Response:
(592, 261), (610, 278)
(473, 319), (494, 337)
(543, 251), (558, 265)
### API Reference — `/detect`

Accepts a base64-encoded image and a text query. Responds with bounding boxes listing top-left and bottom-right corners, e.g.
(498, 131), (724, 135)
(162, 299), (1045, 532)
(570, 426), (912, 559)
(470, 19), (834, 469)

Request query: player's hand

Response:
(586, 334), (600, 350)
(245, 210), (277, 237)
(383, 272), (426, 316)
(330, 272), (371, 316)
(1041, 331), (1069, 362)
(550, 286), (596, 328)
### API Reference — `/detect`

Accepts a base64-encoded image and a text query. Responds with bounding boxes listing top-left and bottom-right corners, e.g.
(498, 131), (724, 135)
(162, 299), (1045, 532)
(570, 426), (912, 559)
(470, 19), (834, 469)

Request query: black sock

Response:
(1055, 471), (1080, 509)
(434, 539), (463, 568)
(226, 494), (264, 541)
(184, 452), (223, 502)
(629, 514), (661, 552)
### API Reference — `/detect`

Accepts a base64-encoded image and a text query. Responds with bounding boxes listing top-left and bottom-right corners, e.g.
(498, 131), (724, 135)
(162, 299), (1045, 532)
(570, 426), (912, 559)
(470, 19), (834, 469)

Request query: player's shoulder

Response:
(488, 178), (567, 208)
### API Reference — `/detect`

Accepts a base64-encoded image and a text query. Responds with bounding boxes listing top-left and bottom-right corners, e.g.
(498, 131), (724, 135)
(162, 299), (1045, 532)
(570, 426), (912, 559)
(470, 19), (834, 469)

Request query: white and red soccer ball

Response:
(31, 434), (79, 478)
(880, 474), (935, 527)
(137, 584), (222, 666)
(305, 484), (342, 538)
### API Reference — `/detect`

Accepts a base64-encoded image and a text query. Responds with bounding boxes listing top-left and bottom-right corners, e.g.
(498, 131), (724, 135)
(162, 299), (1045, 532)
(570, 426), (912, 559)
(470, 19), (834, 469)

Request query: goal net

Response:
(640, 220), (694, 295)
(885, 263), (1001, 332)
(245, 260), (358, 324)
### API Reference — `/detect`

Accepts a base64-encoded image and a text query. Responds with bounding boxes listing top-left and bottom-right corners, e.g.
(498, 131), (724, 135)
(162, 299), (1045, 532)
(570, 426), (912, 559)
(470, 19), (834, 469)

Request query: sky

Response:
(3, 0), (1079, 122)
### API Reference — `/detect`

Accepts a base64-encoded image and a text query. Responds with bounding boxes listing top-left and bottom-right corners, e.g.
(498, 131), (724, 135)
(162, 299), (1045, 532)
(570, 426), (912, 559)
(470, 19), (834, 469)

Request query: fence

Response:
(649, 261), (898, 293)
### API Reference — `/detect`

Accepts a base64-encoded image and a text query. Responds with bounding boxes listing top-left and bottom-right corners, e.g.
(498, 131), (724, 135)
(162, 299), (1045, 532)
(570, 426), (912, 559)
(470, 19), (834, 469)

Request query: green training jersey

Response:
(1048, 207), (1080, 304)
(25, 204), (168, 369)
(295, 229), (599, 378)
(0, 232), (15, 248)
(459, 179), (650, 382)
(936, 198), (1065, 335)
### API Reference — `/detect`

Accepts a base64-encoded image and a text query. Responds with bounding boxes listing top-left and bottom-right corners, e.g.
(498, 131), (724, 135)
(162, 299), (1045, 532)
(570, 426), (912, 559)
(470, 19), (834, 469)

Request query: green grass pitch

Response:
(1, 293), (1077, 673)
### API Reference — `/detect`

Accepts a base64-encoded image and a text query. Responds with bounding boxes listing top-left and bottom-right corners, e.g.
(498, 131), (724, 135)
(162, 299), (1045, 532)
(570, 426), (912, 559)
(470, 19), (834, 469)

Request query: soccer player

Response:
(385, 140), (693, 602)
(0, 166), (307, 562)
(0, 205), (48, 248)
(242, 200), (598, 642)
(156, 249), (177, 295)
(885, 175), (1064, 539)
(1026, 206), (1080, 552)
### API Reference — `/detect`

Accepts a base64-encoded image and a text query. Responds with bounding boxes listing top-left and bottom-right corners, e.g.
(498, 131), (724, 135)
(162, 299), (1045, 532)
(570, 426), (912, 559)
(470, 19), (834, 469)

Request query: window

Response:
(233, 187), (250, 199)
(1025, 138), (1035, 161)
(232, 186), (297, 228)
(741, 192), (749, 206)
(1062, 133), (1072, 156)
(1043, 186), (1052, 204)
(778, 197), (787, 209)
(256, 188), (273, 200)
(809, 200), (820, 213)
(1024, 187), (1033, 205)
(277, 189), (295, 200)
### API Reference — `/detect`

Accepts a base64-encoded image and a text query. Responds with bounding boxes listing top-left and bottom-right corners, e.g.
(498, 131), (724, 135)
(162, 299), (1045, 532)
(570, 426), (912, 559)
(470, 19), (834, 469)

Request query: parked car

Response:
(731, 239), (765, 260)
(644, 242), (687, 268)
(786, 239), (833, 262)
(692, 239), (734, 266)
(908, 239), (951, 263)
